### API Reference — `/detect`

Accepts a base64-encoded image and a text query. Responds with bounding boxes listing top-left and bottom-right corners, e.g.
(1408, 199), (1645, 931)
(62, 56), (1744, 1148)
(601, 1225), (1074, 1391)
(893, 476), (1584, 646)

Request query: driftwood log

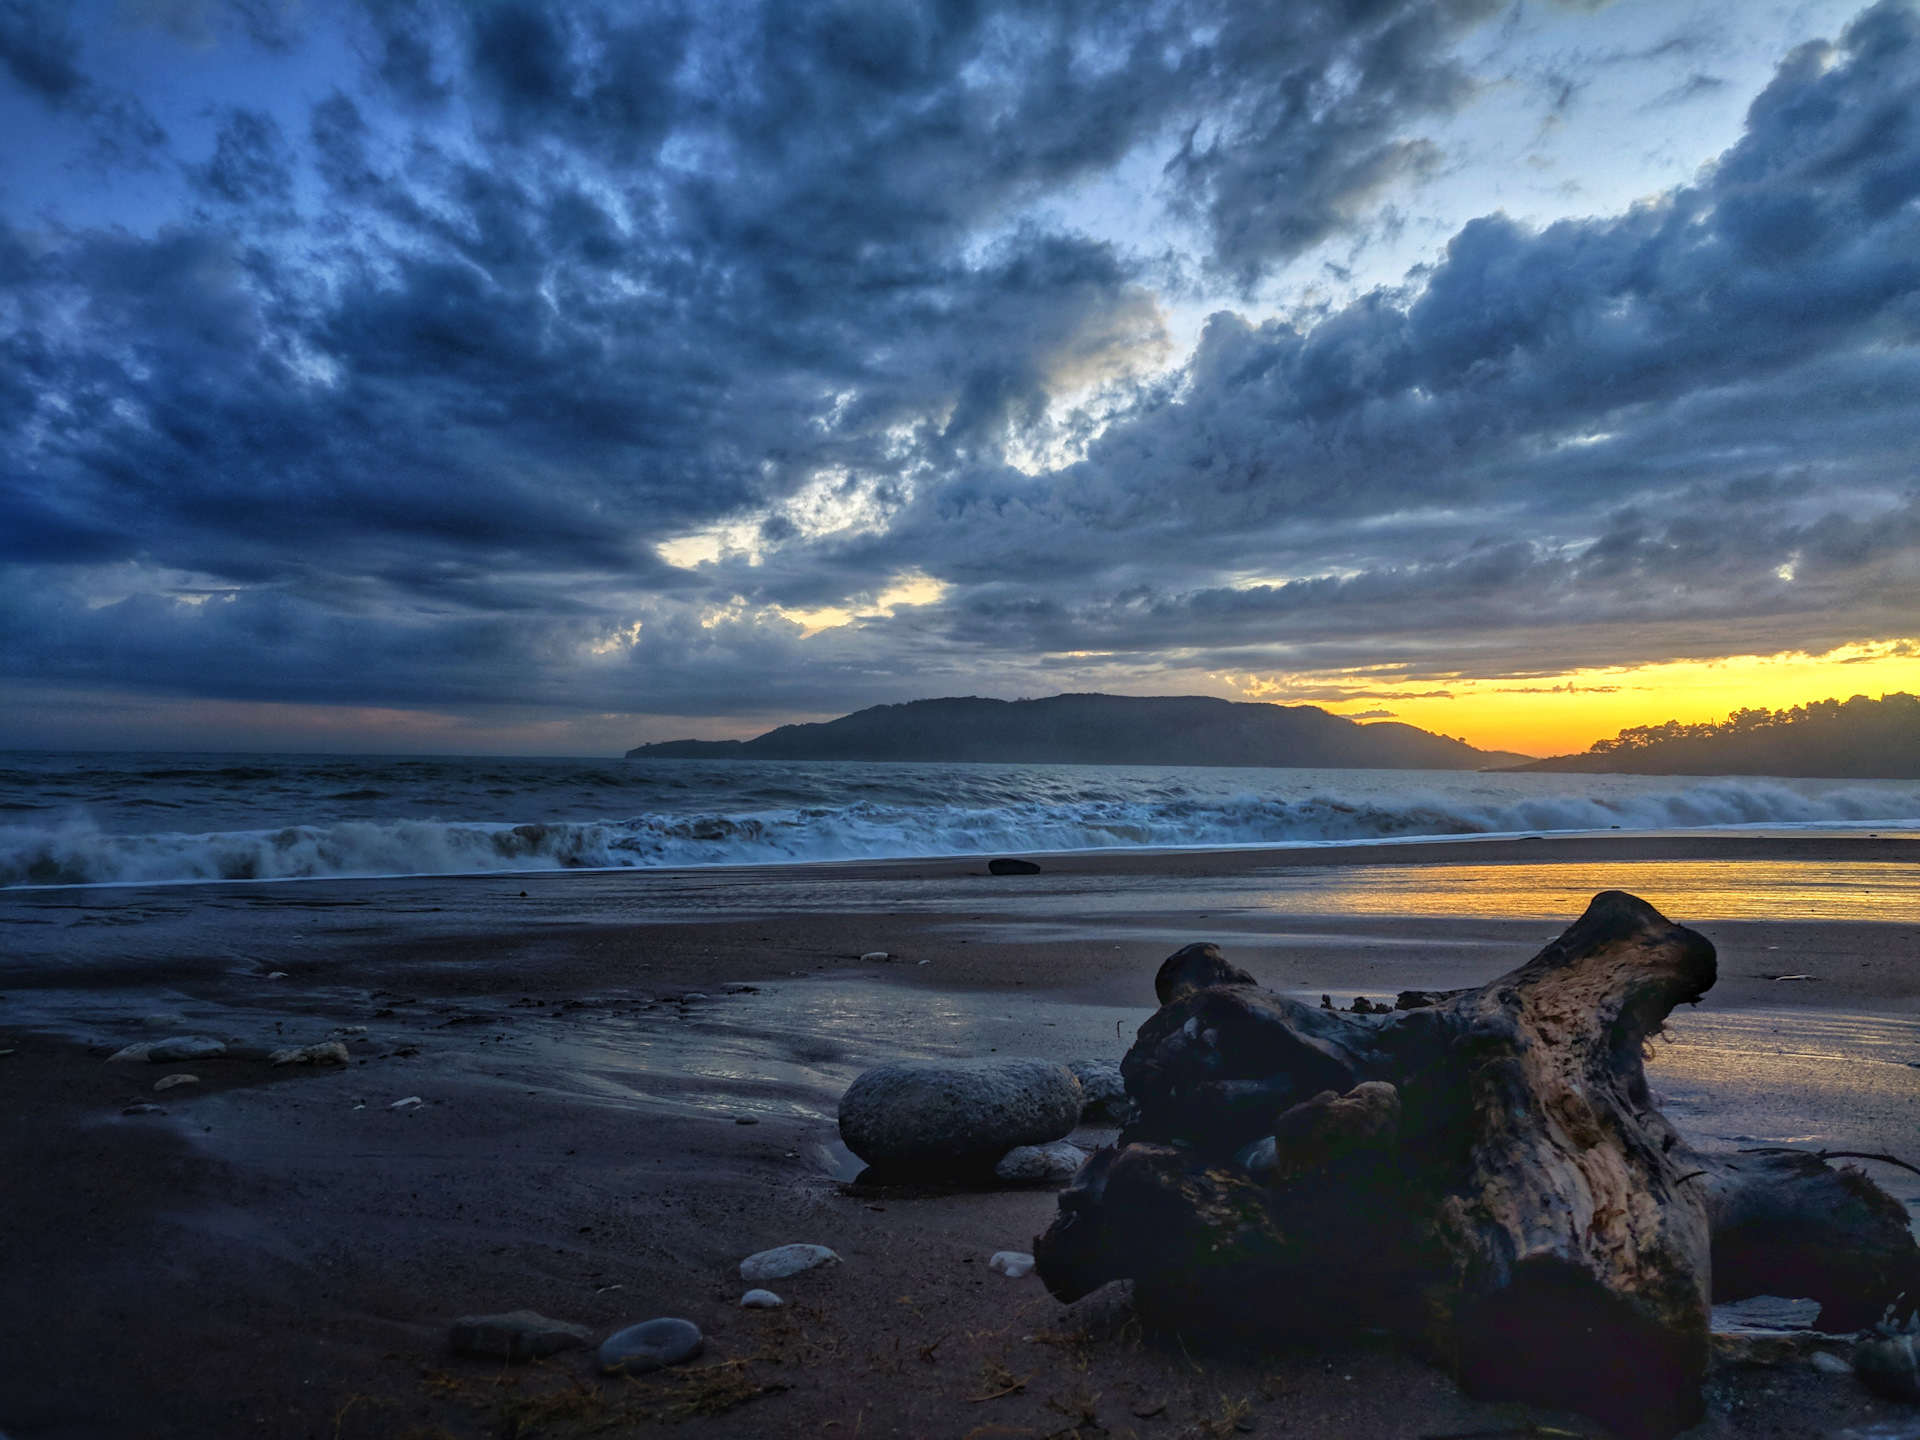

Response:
(1033, 891), (1919, 1438)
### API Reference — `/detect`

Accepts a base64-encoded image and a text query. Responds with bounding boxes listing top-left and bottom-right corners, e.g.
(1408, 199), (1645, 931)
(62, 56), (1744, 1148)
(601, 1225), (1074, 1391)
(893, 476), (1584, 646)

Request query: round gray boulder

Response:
(599, 1317), (703, 1375)
(838, 1057), (1082, 1174)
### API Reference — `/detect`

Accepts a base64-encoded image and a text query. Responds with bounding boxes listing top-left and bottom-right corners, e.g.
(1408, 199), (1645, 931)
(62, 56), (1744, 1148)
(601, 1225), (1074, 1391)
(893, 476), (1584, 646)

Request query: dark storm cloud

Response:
(835, 0), (1920, 678)
(0, 0), (165, 159)
(2, 0), (1919, 722)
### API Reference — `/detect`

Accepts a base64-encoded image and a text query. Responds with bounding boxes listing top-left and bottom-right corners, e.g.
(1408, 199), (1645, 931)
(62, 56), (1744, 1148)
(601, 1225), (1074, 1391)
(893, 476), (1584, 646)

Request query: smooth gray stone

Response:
(448, 1309), (591, 1362)
(838, 1057), (1082, 1173)
(599, 1317), (703, 1374)
(1855, 1329), (1920, 1402)
(994, 1141), (1086, 1183)
(147, 1036), (226, 1063)
(989, 1251), (1035, 1278)
(740, 1243), (841, 1283)
(1067, 1059), (1135, 1124)
(740, 1289), (784, 1308)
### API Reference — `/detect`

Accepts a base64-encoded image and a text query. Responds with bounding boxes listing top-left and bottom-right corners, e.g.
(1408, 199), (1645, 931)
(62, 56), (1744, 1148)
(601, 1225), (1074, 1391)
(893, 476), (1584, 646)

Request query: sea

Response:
(5, 751), (1920, 890)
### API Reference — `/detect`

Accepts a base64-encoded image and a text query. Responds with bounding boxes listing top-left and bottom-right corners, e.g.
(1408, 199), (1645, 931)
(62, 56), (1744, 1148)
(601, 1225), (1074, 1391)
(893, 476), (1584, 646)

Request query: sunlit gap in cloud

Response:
(1225, 643), (1920, 758)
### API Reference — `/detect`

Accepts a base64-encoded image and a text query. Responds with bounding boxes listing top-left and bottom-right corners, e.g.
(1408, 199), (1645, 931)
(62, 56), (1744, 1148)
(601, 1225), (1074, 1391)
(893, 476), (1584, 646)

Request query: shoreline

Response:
(2, 835), (1916, 1437)
(7, 824), (1920, 898)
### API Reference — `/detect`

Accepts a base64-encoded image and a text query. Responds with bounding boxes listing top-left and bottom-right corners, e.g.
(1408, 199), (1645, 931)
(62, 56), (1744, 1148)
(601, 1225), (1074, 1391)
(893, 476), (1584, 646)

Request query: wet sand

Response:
(2, 832), (1917, 1439)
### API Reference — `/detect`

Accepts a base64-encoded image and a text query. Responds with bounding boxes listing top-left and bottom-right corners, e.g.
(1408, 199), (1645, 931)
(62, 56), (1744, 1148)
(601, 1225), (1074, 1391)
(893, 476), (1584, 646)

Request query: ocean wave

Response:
(4, 778), (1918, 888)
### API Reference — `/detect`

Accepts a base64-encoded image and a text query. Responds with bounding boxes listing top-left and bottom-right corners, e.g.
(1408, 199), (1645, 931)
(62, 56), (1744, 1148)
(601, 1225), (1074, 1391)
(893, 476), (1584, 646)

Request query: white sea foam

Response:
(4, 776), (1918, 889)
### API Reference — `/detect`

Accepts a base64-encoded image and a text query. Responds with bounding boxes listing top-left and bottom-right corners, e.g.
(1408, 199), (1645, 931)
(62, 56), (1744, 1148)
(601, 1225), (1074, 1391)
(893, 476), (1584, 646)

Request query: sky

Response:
(3, 0), (1919, 758)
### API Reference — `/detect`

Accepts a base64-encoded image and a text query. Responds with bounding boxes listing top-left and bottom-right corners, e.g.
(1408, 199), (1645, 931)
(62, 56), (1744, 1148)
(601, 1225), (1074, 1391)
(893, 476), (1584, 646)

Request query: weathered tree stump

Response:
(1033, 892), (1919, 1438)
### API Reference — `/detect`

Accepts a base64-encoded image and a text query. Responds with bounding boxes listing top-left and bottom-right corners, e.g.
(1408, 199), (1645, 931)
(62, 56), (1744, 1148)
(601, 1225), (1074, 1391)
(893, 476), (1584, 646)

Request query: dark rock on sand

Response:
(1854, 1328), (1920, 1402)
(448, 1309), (592, 1362)
(839, 1057), (1082, 1174)
(988, 857), (1042, 875)
(599, 1317), (703, 1374)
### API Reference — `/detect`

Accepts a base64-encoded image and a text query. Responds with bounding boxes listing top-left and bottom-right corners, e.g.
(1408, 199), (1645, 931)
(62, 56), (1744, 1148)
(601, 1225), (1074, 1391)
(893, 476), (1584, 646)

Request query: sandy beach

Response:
(2, 832), (1917, 1439)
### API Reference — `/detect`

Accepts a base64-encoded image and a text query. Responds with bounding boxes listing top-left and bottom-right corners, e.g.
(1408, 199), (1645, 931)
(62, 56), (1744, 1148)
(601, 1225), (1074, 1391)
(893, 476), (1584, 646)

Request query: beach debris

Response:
(269, 1041), (351, 1066)
(988, 1251), (1036, 1278)
(1031, 892), (1920, 1440)
(1856, 1326), (1920, 1403)
(121, 1103), (167, 1116)
(448, 1309), (592, 1363)
(740, 1289), (784, 1308)
(389, 1095), (422, 1110)
(740, 1243), (841, 1283)
(860, 951), (890, 963)
(995, 1140), (1086, 1183)
(598, 1317), (704, 1375)
(988, 858), (1042, 875)
(1067, 1059), (1136, 1125)
(153, 1073), (199, 1092)
(839, 1057), (1084, 1177)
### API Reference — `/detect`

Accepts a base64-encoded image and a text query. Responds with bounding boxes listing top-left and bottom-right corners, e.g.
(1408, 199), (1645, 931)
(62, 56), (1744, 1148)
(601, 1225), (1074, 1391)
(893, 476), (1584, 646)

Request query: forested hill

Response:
(626, 693), (1531, 770)
(1512, 693), (1920, 778)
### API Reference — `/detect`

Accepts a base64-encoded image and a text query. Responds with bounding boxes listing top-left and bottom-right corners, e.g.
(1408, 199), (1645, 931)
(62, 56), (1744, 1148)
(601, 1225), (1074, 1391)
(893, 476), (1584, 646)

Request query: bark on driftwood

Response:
(1033, 890), (1919, 1438)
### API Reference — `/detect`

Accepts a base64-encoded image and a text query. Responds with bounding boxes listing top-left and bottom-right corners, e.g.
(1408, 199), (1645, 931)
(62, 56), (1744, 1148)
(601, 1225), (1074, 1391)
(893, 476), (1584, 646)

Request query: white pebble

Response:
(860, 952), (889, 963)
(740, 1289), (785, 1309)
(989, 1251), (1035, 1278)
(154, 1074), (199, 1092)
(389, 1095), (423, 1110)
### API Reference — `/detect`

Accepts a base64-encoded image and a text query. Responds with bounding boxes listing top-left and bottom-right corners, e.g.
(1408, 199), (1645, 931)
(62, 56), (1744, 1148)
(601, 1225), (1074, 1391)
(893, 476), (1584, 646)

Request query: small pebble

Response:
(860, 952), (889, 962)
(988, 1251), (1035, 1278)
(389, 1095), (423, 1110)
(1809, 1350), (1853, 1375)
(735, 1116), (758, 1125)
(599, 1317), (703, 1375)
(154, 1074), (199, 1093)
(265, 972), (289, 980)
(680, 993), (709, 1002)
(740, 1289), (784, 1309)
(740, 1243), (841, 1283)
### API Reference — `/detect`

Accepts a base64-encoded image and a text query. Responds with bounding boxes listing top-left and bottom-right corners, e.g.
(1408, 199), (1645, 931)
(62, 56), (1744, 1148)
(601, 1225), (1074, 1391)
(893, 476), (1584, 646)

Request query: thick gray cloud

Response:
(1, 0), (1917, 733)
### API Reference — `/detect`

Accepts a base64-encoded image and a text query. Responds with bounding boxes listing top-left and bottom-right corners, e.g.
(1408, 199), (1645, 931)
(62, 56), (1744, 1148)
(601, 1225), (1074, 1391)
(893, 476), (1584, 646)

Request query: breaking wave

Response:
(5, 777), (1918, 888)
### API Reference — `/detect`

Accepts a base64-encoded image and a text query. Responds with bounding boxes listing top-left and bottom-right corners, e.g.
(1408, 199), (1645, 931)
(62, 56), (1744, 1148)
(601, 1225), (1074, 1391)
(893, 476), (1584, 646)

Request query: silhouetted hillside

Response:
(1512, 693), (1920, 778)
(626, 694), (1531, 770)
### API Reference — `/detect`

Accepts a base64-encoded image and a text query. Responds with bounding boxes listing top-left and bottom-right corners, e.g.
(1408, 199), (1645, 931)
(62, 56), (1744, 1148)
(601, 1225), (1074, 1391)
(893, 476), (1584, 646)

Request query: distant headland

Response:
(1510, 692), (1920, 778)
(625, 693), (1532, 770)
